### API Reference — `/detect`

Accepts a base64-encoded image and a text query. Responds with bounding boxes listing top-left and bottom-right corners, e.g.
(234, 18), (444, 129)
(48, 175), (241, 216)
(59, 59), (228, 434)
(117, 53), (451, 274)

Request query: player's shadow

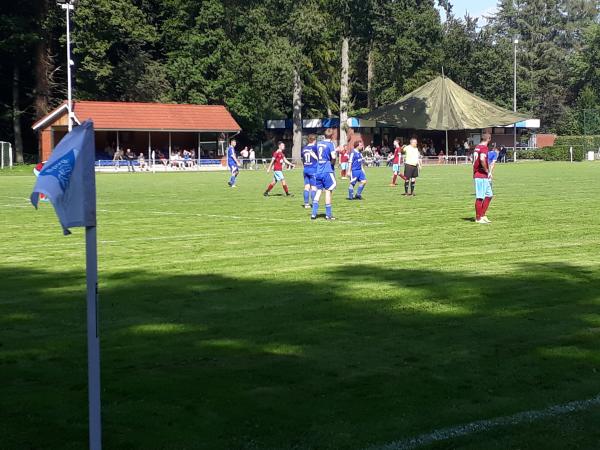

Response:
(2, 262), (600, 449)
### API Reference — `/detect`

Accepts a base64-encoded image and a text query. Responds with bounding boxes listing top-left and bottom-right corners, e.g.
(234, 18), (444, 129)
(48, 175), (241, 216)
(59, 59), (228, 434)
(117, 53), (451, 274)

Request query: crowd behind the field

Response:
(94, 135), (510, 173)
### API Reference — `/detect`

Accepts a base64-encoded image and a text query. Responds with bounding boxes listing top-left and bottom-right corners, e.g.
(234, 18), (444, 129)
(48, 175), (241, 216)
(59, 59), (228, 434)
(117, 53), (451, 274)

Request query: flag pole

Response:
(85, 224), (102, 450)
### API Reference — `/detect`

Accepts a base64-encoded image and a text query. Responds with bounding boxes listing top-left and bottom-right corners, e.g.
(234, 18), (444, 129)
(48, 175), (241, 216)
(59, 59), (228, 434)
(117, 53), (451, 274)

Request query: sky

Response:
(438, 0), (499, 24)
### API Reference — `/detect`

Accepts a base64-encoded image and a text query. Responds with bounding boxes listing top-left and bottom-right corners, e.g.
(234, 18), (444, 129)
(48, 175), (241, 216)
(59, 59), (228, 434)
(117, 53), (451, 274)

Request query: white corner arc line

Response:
(366, 394), (600, 450)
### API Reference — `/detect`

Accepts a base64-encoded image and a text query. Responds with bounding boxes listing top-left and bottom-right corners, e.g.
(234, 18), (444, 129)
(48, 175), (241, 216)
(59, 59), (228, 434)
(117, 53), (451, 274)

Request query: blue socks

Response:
(303, 190), (310, 204)
(229, 175), (236, 185)
(325, 204), (332, 218)
(348, 183), (355, 199)
(311, 201), (319, 217)
(310, 190), (316, 202)
(357, 184), (365, 196)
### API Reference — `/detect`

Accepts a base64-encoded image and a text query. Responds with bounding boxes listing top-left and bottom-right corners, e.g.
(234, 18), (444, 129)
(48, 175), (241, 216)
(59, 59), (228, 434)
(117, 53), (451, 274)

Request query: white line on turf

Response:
(366, 393), (600, 450)
(0, 203), (386, 226)
(96, 208), (387, 226)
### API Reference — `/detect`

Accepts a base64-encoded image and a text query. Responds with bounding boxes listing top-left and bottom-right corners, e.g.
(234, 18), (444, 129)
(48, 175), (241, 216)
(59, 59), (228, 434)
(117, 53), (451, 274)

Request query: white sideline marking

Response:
(367, 394), (600, 450)
(0, 203), (385, 226)
(1, 204), (29, 208)
(97, 208), (386, 226)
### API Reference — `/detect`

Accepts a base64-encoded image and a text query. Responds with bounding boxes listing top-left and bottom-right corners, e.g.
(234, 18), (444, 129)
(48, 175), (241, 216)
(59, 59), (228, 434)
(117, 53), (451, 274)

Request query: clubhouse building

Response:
(32, 101), (241, 161)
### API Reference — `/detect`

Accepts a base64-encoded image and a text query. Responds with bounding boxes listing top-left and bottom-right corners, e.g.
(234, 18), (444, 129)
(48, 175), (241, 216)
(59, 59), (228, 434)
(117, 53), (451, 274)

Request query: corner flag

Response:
(31, 119), (102, 450)
(31, 120), (96, 235)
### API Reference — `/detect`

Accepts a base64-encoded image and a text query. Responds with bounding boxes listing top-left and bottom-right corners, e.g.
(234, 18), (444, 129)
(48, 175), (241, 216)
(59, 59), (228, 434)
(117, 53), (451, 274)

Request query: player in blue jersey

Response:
(227, 139), (240, 187)
(311, 128), (337, 221)
(347, 140), (367, 200)
(488, 143), (499, 178)
(301, 134), (319, 209)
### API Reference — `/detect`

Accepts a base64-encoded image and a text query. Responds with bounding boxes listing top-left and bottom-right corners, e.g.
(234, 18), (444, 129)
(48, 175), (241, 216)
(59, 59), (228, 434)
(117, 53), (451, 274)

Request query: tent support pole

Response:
(445, 130), (449, 161)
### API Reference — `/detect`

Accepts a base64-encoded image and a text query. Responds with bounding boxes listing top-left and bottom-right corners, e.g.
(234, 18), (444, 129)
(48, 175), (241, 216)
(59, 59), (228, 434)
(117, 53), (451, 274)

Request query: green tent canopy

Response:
(361, 76), (530, 130)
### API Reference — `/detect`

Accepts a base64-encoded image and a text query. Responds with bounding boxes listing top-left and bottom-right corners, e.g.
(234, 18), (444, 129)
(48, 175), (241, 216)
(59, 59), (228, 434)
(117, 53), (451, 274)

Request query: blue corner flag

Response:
(30, 119), (103, 450)
(31, 120), (97, 235)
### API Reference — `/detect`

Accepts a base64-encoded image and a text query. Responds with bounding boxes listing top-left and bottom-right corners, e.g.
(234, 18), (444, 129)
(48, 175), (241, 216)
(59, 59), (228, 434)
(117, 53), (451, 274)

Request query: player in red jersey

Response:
(33, 162), (49, 202)
(264, 141), (295, 196)
(473, 133), (493, 224)
(339, 145), (350, 179)
(389, 138), (406, 186)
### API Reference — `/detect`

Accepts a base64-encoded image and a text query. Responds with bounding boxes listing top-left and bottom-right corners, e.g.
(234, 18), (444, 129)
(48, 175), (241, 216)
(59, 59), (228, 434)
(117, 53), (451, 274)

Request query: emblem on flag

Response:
(38, 148), (78, 192)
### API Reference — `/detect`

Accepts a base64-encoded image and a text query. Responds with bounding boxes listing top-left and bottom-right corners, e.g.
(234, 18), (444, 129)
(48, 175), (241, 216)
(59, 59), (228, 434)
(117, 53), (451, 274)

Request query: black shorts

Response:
(404, 164), (419, 179)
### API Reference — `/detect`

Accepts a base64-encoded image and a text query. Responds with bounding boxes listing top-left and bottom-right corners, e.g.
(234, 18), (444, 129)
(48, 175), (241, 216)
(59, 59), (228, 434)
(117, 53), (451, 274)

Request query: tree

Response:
(73, 0), (160, 100)
(0, 2), (39, 163)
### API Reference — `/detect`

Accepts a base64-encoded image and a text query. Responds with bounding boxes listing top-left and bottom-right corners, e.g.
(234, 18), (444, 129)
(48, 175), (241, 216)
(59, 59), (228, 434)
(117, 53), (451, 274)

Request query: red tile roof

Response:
(33, 101), (241, 132)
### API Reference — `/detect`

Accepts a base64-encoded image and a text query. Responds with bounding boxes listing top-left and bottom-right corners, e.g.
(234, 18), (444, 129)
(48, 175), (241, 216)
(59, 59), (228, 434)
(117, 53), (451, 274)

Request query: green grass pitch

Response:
(1, 162), (600, 449)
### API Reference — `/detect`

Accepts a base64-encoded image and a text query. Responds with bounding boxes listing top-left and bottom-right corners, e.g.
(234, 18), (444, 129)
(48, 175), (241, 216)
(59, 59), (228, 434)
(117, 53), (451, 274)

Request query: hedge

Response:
(509, 146), (586, 161)
(555, 135), (600, 150)
(537, 146), (585, 161)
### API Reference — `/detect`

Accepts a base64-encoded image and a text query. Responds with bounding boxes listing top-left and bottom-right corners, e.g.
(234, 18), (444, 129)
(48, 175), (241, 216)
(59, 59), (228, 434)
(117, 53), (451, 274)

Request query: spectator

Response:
(112, 147), (123, 170)
(463, 139), (470, 154)
(240, 146), (249, 169)
(249, 147), (256, 170)
(183, 149), (192, 168)
(124, 149), (136, 172)
(386, 152), (394, 167)
(170, 151), (181, 169)
(498, 146), (507, 163)
(158, 151), (168, 166)
(138, 152), (148, 171)
(438, 150), (445, 164)
(374, 150), (382, 167)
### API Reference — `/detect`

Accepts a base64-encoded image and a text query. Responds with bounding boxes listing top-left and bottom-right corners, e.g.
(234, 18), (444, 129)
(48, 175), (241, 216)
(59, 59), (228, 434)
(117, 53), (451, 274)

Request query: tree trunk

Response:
(292, 68), (303, 160)
(12, 64), (24, 164)
(339, 37), (350, 146)
(367, 42), (375, 110)
(34, 0), (51, 119)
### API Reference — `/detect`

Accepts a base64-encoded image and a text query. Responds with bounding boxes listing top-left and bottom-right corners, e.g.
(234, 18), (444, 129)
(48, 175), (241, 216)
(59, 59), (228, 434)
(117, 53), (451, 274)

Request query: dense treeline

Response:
(1, 0), (598, 162)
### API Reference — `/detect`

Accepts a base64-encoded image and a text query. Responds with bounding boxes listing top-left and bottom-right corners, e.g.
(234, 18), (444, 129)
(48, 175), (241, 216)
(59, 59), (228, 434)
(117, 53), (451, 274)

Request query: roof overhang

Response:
(33, 101), (241, 133)
(32, 103), (68, 131)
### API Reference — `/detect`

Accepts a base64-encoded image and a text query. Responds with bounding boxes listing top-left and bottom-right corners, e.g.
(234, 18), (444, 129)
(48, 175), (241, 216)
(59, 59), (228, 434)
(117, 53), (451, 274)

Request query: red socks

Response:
(283, 184), (289, 194)
(392, 174), (397, 185)
(266, 182), (275, 193)
(475, 199), (483, 220)
(341, 170), (346, 178)
(482, 197), (492, 216)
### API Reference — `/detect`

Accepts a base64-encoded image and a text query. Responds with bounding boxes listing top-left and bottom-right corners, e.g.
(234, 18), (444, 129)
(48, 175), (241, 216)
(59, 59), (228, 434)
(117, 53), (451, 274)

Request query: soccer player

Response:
(473, 133), (493, 224)
(488, 143), (499, 177)
(312, 128), (337, 221)
(264, 141), (295, 196)
(302, 134), (319, 208)
(390, 138), (404, 186)
(227, 139), (240, 187)
(339, 145), (350, 179)
(402, 137), (421, 196)
(347, 141), (367, 200)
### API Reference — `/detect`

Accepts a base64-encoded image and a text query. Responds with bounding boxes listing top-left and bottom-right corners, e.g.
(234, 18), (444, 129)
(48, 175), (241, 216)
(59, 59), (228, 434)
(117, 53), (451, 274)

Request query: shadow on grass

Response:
(1, 263), (600, 449)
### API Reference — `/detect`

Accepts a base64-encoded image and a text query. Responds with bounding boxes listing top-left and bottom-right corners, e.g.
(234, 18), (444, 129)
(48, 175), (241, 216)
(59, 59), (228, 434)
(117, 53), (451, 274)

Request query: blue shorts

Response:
(229, 164), (238, 174)
(474, 178), (493, 199)
(303, 170), (316, 186)
(351, 170), (366, 182)
(273, 170), (285, 182)
(393, 164), (400, 173)
(316, 172), (337, 191)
